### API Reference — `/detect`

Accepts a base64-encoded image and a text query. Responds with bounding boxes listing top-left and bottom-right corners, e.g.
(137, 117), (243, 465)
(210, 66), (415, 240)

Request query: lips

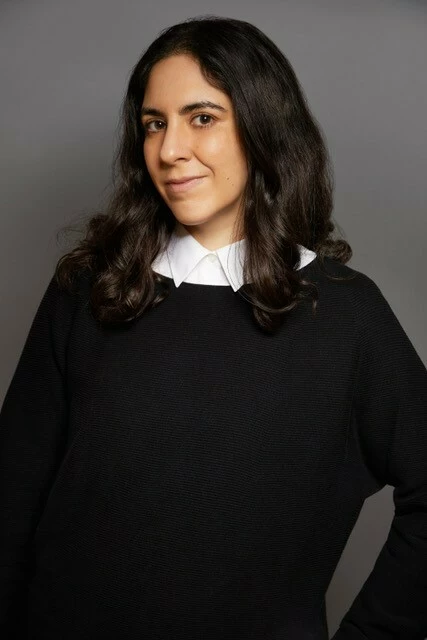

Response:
(165, 176), (206, 193)
(166, 176), (204, 184)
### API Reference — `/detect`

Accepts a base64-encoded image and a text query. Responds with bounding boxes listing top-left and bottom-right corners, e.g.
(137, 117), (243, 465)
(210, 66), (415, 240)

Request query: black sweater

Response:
(1, 257), (426, 639)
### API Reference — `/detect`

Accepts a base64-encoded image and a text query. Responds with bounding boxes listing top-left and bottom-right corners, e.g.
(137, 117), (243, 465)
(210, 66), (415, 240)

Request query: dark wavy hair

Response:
(55, 15), (352, 334)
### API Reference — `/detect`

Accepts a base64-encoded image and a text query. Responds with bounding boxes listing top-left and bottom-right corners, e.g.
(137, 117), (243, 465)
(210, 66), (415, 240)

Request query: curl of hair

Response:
(55, 15), (352, 334)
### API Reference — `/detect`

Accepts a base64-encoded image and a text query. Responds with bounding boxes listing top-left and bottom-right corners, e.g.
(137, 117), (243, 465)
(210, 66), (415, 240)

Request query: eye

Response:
(142, 113), (215, 134)
(143, 120), (165, 133)
(192, 114), (215, 128)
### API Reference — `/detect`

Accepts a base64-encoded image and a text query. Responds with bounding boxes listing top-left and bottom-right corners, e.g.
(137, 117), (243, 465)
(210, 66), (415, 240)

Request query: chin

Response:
(172, 212), (216, 226)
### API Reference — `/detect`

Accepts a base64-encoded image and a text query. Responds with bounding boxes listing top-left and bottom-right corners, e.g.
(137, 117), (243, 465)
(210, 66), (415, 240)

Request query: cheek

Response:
(199, 135), (247, 181)
(143, 141), (153, 167)
(217, 153), (248, 190)
(194, 134), (224, 163)
(143, 144), (150, 172)
(143, 145), (159, 184)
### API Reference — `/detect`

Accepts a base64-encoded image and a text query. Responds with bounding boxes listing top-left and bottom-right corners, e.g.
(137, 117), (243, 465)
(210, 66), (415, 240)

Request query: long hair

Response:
(55, 15), (352, 334)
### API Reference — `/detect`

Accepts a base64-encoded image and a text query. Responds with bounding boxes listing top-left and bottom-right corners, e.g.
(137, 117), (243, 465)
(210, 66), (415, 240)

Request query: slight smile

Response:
(165, 177), (206, 193)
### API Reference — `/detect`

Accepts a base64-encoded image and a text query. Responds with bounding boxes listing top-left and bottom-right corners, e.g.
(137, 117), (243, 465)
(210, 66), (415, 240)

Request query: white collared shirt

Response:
(151, 222), (317, 291)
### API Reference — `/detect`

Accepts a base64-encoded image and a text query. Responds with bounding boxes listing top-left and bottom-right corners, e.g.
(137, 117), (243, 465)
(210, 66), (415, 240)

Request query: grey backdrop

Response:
(1, 0), (426, 635)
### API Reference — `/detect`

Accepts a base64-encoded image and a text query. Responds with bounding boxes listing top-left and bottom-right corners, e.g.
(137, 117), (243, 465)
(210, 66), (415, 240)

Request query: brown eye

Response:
(143, 120), (165, 133)
(193, 114), (215, 128)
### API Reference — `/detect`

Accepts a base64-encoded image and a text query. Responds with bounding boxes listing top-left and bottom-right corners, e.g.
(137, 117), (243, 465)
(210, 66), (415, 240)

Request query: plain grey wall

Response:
(1, 0), (426, 635)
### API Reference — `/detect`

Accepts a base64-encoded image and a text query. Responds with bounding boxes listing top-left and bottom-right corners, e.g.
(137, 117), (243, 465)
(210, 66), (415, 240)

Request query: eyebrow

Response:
(140, 100), (227, 118)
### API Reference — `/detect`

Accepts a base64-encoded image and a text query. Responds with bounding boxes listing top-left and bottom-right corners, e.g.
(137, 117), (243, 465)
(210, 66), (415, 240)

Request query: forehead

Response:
(143, 54), (230, 106)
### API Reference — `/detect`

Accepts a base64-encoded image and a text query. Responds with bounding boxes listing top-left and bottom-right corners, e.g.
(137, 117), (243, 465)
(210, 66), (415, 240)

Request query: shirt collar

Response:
(152, 222), (317, 292)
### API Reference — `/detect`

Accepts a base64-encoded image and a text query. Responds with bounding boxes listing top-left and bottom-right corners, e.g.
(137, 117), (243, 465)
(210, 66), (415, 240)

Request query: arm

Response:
(0, 274), (78, 637)
(331, 276), (427, 639)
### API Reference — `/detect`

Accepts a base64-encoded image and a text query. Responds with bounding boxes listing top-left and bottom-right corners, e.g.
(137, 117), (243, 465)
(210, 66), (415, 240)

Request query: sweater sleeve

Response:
(0, 274), (78, 638)
(331, 276), (427, 640)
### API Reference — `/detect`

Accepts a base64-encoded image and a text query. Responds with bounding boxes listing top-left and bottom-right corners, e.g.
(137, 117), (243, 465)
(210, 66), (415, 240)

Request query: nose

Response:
(159, 120), (192, 164)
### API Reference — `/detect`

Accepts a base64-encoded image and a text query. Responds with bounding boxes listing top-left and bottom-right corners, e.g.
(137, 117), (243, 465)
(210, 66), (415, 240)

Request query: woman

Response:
(1, 15), (426, 640)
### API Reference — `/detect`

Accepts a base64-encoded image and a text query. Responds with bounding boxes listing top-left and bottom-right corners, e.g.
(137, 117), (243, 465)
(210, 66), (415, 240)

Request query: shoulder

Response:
(309, 256), (392, 308)
(43, 266), (92, 311)
(34, 267), (94, 344)
(305, 256), (406, 338)
(310, 257), (418, 357)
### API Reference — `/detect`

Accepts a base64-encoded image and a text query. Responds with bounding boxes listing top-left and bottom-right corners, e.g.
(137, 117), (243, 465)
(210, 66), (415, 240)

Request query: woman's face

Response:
(141, 54), (248, 250)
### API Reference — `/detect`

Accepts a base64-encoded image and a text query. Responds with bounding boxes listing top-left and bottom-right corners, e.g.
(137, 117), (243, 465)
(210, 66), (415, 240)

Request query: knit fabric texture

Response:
(1, 256), (426, 639)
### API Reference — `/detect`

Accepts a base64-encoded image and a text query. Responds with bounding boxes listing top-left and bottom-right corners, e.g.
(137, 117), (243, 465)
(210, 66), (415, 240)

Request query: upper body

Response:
(2, 15), (427, 640)
(1, 223), (426, 639)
